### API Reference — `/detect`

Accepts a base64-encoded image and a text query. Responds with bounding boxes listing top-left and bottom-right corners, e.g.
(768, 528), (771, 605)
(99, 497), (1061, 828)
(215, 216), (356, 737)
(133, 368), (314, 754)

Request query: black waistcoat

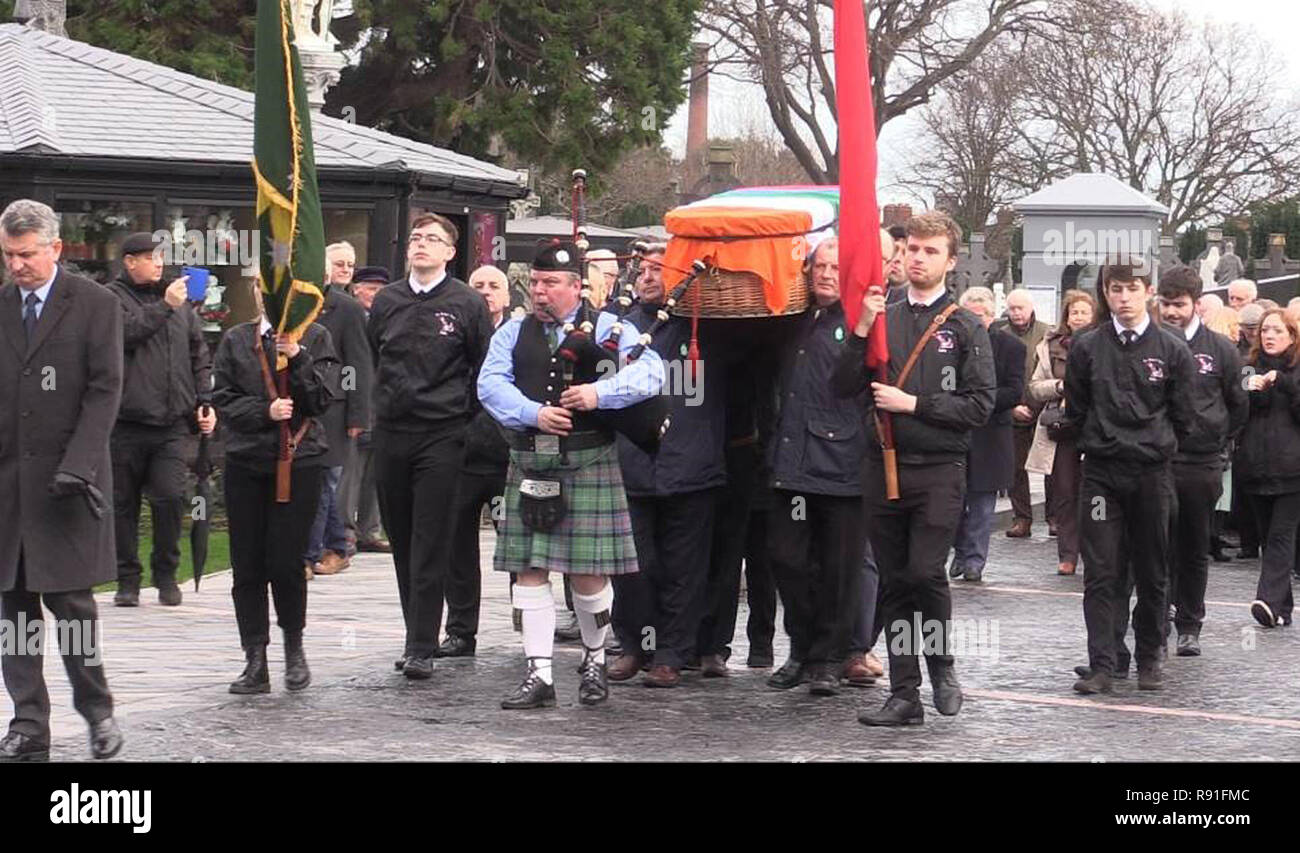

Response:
(511, 314), (607, 433)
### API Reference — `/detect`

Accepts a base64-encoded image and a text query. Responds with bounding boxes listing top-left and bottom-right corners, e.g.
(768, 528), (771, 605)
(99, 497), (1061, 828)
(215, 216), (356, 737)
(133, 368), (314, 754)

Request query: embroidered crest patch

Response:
(1142, 357), (1166, 382)
(1194, 353), (1216, 375)
(433, 312), (458, 336)
(933, 329), (956, 353)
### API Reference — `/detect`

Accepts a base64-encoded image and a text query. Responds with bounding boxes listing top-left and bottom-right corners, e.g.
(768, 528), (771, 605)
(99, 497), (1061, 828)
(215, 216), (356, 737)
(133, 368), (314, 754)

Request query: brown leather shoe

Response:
(644, 664), (681, 688)
(863, 651), (885, 678)
(841, 656), (877, 687)
(1057, 561), (1076, 576)
(606, 653), (643, 682)
(700, 654), (728, 678)
(357, 537), (392, 553)
(1005, 519), (1032, 538)
(315, 550), (350, 575)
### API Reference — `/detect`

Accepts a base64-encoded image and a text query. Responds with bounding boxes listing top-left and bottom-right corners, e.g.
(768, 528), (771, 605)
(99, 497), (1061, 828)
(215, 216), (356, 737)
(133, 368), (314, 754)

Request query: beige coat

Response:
(1025, 335), (1062, 475)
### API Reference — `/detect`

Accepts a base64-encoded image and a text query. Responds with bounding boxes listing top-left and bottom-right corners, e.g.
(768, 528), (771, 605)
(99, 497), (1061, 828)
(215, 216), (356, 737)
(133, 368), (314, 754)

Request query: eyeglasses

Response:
(409, 233), (451, 247)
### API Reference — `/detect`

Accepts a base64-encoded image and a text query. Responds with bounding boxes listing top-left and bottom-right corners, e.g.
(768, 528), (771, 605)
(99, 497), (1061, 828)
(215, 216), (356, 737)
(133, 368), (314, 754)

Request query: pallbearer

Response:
(478, 242), (665, 708)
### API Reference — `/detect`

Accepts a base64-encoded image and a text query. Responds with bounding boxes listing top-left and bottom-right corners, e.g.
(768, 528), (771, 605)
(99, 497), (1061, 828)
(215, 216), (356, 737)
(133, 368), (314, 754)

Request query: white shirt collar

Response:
(1183, 314), (1201, 342)
(258, 317), (272, 336)
(1112, 313), (1151, 340)
(907, 286), (945, 308)
(408, 270), (447, 295)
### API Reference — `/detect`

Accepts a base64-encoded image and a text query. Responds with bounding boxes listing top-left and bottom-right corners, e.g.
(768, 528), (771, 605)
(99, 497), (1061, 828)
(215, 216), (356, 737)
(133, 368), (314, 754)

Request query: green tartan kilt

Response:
(494, 443), (640, 576)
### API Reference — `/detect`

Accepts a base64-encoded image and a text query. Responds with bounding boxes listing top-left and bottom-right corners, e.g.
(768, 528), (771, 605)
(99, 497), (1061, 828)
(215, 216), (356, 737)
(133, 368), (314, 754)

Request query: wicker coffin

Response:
(670, 266), (810, 319)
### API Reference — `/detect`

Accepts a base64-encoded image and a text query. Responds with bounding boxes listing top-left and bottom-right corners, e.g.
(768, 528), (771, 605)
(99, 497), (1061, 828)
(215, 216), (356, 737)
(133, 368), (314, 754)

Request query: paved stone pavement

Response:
(7, 513), (1300, 761)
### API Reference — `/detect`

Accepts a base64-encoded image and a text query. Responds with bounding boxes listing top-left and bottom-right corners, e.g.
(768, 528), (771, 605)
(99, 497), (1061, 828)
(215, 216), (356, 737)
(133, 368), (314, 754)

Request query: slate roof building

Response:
(0, 21), (528, 310)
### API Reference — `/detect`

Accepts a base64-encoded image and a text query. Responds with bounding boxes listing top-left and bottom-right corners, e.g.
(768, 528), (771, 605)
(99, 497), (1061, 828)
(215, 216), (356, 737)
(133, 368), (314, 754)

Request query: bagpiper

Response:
(478, 241), (665, 708)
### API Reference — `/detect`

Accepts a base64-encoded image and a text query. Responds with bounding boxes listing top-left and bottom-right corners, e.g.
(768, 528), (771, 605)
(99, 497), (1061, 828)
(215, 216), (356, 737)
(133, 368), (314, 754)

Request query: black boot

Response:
(284, 631), (311, 692)
(229, 644), (270, 694)
(114, 579), (140, 607)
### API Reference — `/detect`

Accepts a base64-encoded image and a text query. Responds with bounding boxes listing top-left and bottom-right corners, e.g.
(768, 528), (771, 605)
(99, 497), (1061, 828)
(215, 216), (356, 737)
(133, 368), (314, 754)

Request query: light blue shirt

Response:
(478, 306), (666, 431)
(19, 270), (56, 322)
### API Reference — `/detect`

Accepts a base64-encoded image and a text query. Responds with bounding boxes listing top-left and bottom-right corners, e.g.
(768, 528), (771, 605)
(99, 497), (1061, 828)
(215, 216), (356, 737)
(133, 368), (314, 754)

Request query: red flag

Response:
(834, 0), (888, 369)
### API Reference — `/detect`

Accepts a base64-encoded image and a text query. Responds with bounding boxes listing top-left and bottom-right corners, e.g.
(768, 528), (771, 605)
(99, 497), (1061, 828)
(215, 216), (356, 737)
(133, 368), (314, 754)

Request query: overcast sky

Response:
(659, 0), (1299, 205)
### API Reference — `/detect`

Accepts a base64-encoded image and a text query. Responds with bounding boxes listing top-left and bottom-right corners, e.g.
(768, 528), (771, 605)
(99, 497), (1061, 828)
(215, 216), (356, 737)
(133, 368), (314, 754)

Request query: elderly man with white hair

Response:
(1227, 279), (1258, 310)
(949, 287), (1026, 582)
(1196, 292), (1224, 318)
(991, 288), (1051, 538)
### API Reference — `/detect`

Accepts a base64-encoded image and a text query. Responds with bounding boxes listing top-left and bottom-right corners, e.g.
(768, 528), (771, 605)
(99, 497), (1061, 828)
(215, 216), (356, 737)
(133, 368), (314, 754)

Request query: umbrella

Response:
(191, 407), (213, 591)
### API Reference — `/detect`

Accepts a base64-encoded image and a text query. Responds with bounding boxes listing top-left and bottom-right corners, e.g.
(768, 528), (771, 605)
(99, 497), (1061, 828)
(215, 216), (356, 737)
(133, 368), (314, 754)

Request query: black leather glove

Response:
(49, 472), (108, 519)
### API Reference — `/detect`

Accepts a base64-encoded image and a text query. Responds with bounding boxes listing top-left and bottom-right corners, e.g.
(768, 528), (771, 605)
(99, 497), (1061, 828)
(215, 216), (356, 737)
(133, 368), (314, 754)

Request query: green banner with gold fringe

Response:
(253, 0), (324, 362)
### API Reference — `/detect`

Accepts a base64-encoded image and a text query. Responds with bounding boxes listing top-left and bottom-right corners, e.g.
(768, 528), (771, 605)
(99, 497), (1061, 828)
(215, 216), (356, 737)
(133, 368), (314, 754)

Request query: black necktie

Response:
(909, 301), (928, 316)
(23, 292), (40, 344)
(1121, 330), (1136, 346)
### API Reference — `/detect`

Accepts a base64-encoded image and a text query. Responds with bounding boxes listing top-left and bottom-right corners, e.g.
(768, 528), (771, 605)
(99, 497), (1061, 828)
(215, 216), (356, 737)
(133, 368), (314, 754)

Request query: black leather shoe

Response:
(393, 656), (408, 672)
(858, 695), (925, 726)
(766, 658), (807, 690)
(0, 731), (49, 762)
(1073, 671), (1113, 694)
(403, 655), (435, 680)
(229, 644), (270, 694)
(962, 566), (983, 582)
(1138, 662), (1163, 690)
(88, 717), (123, 760)
(948, 559), (965, 580)
(437, 635), (477, 658)
(577, 649), (609, 705)
(284, 631), (311, 692)
(746, 649), (774, 668)
(157, 582), (182, 607)
(113, 583), (139, 607)
(1176, 633), (1201, 656)
(807, 663), (840, 696)
(929, 666), (963, 716)
(501, 668), (556, 710)
(1238, 546), (1259, 559)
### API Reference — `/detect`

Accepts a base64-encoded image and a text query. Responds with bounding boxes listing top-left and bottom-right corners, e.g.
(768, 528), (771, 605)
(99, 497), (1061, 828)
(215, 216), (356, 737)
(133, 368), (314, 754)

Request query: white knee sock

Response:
(513, 583), (555, 684)
(572, 581), (614, 665)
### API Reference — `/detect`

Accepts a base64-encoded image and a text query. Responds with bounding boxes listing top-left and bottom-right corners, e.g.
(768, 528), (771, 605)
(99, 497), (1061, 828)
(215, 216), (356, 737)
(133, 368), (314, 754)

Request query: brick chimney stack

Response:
(685, 42), (710, 187)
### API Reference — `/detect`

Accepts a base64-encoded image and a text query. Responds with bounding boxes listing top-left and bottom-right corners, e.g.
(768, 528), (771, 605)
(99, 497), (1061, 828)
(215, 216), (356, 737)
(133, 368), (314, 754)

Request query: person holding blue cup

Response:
(107, 232), (217, 607)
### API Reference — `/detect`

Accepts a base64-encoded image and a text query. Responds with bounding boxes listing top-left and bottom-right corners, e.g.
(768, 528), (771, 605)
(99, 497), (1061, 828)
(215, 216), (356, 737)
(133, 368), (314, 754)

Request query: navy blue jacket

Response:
(617, 303), (726, 497)
(770, 301), (868, 496)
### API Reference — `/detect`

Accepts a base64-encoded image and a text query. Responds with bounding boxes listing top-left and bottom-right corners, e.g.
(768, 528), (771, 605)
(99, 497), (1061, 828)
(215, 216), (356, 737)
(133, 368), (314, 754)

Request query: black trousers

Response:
(1, 560), (114, 741)
(111, 421), (189, 586)
(696, 444), (760, 659)
(864, 458), (965, 700)
(1171, 460), (1222, 636)
(225, 463), (322, 647)
(768, 490), (865, 665)
(446, 468), (505, 640)
(615, 490), (718, 669)
(1231, 467), (1260, 552)
(1246, 490), (1300, 622)
(1080, 458), (1173, 675)
(375, 427), (465, 658)
(744, 507), (778, 656)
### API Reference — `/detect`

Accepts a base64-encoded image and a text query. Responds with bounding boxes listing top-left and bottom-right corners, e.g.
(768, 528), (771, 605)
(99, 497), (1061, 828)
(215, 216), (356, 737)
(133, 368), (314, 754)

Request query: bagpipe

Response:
(540, 295), (671, 455)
